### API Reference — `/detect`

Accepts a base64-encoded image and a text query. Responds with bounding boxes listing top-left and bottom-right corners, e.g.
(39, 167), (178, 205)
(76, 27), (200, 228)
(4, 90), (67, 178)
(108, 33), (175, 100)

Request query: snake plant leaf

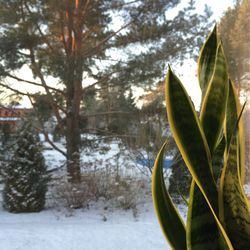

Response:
(188, 42), (230, 249)
(198, 25), (217, 99)
(200, 44), (228, 155)
(165, 67), (217, 210)
(238, 105), (245, 184)
(152, 141), (186, 249)
(188, 43), (229, 249)
(165, 67), (233, 249)
(225, 80), (238, 149)
(187, 181), (230, 250)
(219, 131), (250, 249)
(187, 137), (227, 249)
(225, 79), (246, 183)
(212, 135), (226, 183)
(188, 42), (229, 249)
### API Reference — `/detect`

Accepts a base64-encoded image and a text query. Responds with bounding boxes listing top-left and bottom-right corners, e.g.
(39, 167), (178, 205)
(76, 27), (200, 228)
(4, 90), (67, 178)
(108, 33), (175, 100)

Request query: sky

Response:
(197, 0), (234, 20)
(1, 0), (235, 108)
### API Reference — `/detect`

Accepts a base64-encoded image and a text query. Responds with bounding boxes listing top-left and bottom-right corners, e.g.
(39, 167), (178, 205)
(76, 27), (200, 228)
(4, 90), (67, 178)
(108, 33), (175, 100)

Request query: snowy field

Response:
(0, 135), (174, 250)
(0, 199), (180, 250)
(1, 188), (249, 250)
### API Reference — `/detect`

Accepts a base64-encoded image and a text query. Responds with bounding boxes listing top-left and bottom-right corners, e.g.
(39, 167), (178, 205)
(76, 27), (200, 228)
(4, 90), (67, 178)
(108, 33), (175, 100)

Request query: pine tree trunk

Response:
(66, 106), (81, 183)
(64, 1), (83, 183)
(65, 75), (82, 183)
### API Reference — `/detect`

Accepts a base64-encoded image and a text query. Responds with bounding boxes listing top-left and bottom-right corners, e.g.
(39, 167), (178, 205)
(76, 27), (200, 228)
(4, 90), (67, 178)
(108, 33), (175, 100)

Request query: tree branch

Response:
(5, 72), (65, 95)
(81, 111), (131, 118)
(0, 82), (36, 97)
(27, 95), (67, 157)
(82, 71), (117, 93)
(28, 47), (63, 127)
(23, 1), (55, 53)
(111, 0), (141, 9)
(82, 14), (141, 58)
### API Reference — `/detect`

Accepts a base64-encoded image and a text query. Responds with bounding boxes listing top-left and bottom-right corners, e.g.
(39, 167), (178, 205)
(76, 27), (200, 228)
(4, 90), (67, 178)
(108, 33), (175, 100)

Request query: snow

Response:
(244, 184), (250, 198)
(41, 134), (150, 177)
(43, 148), (65, 171)
(0, 199), (178, 250)
(0, 134), (184, 249)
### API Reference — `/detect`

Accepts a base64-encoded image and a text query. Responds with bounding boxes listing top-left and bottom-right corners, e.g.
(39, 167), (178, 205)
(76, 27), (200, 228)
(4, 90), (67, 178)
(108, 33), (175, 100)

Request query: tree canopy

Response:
(0, 0), (212, 182)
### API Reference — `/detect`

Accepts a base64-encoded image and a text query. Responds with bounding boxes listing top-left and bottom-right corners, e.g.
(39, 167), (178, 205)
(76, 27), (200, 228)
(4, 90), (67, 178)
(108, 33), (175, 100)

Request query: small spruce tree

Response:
(2, 123), (48, 213)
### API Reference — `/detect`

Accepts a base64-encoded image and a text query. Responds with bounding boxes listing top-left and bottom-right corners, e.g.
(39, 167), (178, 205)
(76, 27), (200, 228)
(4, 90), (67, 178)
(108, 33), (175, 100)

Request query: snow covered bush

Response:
(2, 123), (49, 213)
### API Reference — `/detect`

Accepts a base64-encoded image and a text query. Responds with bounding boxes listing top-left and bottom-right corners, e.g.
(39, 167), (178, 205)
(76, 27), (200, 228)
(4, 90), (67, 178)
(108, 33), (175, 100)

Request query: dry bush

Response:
(105, 177), (146, 210)
(48, 170), (149, 214)
(48, 179), (93, 209)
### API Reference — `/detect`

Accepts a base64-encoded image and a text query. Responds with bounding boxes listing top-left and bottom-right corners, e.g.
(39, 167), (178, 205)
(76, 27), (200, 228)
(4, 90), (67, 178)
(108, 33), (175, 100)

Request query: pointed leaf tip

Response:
(167, 64), (172, 72)
(198, 26), (218, 99)
(212, 24), (217, 34)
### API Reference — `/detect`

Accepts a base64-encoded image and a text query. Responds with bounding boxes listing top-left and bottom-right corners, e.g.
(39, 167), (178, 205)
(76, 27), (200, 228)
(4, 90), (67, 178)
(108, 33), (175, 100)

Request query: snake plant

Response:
(152, 26), (250, 249)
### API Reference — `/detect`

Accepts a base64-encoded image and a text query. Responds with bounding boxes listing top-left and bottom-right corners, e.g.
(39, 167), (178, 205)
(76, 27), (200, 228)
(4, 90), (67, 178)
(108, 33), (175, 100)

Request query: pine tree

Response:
(2, 123), (48, 213)
(0, 0), (211, 182)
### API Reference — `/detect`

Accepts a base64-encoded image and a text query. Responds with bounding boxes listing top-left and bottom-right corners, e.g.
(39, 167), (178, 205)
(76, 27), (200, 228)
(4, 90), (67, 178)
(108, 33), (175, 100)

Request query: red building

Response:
(0, 107), (32, 131)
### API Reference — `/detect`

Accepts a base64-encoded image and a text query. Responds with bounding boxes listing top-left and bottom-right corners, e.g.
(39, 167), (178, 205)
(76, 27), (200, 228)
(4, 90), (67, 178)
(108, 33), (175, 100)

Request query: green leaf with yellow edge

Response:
(187, 42), (230, 249)
(225, 79), (245, 183)
(218, 87), (250, 249)
(165, 67), (217, 209)
(152, 141), (186, 249)
(212, 135), (226, 182)
(225, 80), (238, 149)
(165, 67), (233, 249)
(219, 131), (250, 249)
(187, 181), (230, 250)
(200, 43), (228, 155)
(198, 25), (217, 99)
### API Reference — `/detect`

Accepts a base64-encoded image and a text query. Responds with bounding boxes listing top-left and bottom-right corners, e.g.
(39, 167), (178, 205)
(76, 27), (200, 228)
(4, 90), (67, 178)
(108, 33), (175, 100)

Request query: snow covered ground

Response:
(0, 199), (183, 250)
(0, 135), (175, 250)
(1, 187), (249, 250)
